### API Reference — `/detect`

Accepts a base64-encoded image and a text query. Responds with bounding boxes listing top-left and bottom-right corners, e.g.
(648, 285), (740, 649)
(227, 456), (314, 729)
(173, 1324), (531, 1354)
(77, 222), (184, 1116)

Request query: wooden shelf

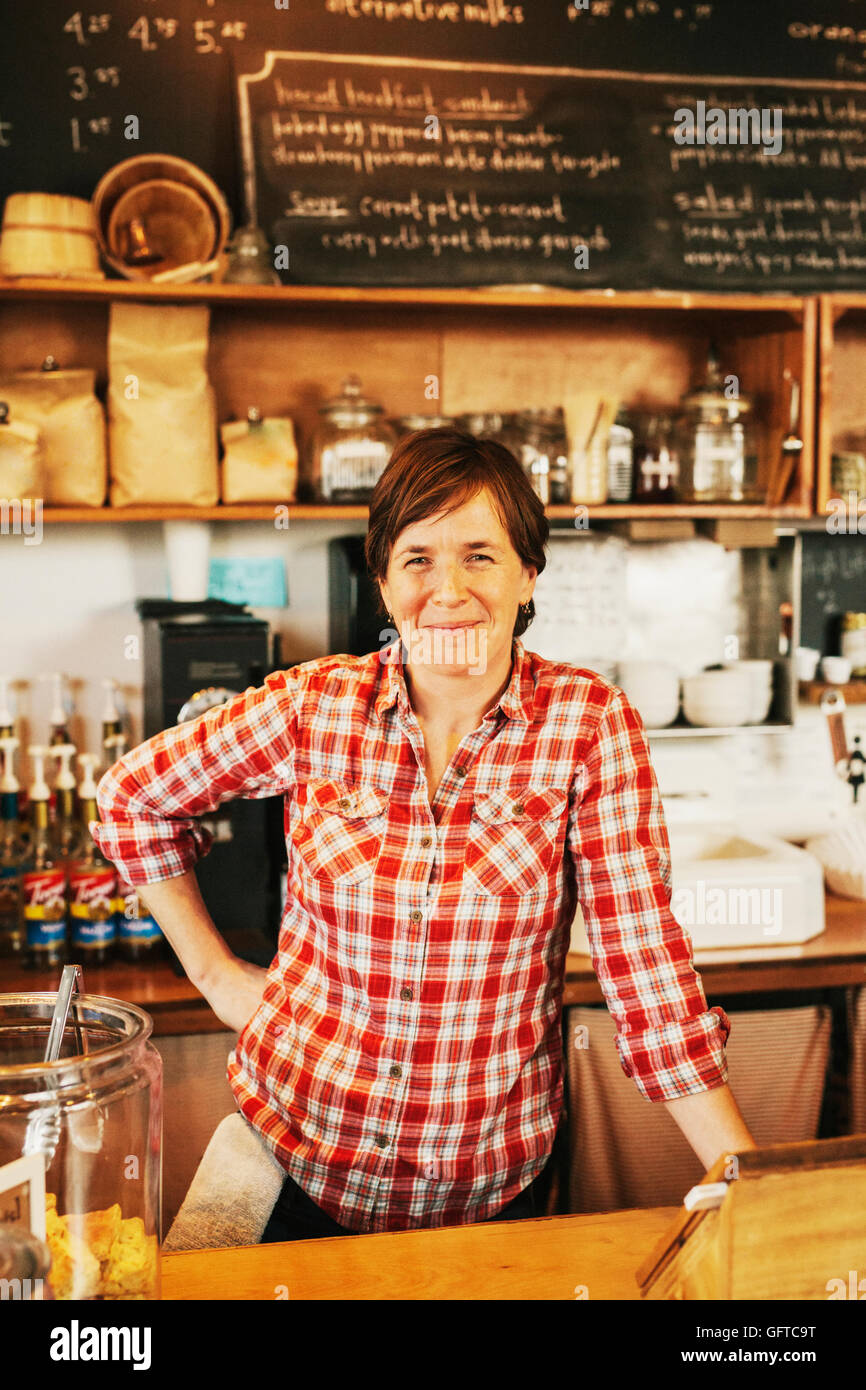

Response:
(35, 502), (810, 524)
(0, 276), (810, 313)
(0, 277), (817, 518)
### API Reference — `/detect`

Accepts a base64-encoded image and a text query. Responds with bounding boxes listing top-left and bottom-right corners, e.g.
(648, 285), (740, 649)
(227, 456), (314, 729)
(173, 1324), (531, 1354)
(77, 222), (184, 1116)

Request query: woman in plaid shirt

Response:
(94, 428), (755, 1239)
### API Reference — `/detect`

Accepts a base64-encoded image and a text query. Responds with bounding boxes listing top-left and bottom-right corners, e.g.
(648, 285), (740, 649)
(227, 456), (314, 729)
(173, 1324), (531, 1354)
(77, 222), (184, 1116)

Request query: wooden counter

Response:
(160, 1203), (681, 1301)
(3, 891), (864, 1034)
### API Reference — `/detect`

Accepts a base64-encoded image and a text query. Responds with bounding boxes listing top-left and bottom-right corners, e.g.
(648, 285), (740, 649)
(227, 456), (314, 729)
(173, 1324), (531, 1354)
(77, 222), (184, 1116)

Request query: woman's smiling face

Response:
(379, 488), (537, 675)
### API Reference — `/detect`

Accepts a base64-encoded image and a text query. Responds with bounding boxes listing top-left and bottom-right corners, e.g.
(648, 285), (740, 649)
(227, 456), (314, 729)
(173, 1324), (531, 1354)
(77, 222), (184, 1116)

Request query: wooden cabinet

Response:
(818, 294), (866, 517)
(0, 277), (817, 521)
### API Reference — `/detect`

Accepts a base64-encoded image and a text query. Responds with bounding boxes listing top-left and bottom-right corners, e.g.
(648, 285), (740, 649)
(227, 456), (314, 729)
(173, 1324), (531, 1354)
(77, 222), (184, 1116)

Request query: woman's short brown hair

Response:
(364, 428), (549, 638)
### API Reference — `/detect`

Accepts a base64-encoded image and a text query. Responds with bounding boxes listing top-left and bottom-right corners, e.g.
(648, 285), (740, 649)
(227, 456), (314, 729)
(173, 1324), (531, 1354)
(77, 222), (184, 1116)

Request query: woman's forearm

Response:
(134, 870), (234, 991)
(663, 1082), (758, 1171)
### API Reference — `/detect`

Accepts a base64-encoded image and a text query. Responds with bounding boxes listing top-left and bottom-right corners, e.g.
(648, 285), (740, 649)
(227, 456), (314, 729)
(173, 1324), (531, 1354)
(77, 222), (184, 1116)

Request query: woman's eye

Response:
(404, 554), (492, 567)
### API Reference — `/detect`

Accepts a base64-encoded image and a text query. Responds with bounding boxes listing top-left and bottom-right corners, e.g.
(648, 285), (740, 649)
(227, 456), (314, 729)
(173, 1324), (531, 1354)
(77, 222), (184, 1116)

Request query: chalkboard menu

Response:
(7, 1), (866, 288)
(801, 531), (866, 655)
(238, 52), (866, 288)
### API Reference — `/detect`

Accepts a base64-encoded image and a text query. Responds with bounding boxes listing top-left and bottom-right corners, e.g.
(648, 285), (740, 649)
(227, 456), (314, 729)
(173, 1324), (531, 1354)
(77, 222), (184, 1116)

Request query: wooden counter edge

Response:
(159, 1203), (684, 1302)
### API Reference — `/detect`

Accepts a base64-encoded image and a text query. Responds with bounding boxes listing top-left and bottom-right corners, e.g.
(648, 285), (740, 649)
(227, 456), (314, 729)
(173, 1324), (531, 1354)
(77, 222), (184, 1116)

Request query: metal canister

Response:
(842, 613), (866, 677)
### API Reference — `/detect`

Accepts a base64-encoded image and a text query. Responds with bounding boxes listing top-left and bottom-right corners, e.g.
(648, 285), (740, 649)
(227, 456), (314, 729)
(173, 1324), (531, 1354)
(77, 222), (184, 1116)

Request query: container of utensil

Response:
(0, 969), (162, 1299)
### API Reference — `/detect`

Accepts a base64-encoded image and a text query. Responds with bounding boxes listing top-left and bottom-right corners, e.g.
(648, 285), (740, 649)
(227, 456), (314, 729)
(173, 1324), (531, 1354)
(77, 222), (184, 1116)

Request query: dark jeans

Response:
(261, 1153), (555, 1243)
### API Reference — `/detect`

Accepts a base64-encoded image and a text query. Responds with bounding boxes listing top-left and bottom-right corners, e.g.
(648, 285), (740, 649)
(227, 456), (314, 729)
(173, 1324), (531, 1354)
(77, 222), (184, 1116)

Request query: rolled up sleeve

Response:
(91, 669), (298, 887)
(568, 686), (730, 1103)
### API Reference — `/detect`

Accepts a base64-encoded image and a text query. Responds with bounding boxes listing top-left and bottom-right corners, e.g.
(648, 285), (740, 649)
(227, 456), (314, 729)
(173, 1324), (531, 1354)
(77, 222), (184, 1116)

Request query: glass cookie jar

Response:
(308, 376), (396, 503)
(0, 992), (162, 1300)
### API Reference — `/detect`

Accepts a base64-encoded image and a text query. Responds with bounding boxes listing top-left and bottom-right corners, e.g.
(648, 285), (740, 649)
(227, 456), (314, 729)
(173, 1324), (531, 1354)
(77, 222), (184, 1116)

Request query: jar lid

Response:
(843, 612), (866, 629)
(681, 343), (752, 417)
(320, 374), (384, 425)
(395, 414), (455, 430)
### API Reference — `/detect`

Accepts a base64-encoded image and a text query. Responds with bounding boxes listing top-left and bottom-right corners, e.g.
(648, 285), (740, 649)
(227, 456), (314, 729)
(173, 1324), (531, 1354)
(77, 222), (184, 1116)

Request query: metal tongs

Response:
(23, 965), (99, 1166)
(43, 964), (87, 1064)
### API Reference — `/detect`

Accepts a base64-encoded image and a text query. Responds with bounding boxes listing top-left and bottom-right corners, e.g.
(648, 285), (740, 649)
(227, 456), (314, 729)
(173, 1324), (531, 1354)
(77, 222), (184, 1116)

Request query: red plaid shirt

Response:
(93, 637), (730, 1233)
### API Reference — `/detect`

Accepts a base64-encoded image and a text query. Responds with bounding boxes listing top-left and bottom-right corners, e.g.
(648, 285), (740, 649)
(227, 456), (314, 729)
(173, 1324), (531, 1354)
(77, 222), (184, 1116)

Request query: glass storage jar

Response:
(308, 376), (396, 503)
(0, 992), (162, 1300)
(842, 613), (866, 678)
(512, 408), (570, 505)
(631, 413), (679, 503)
(676, 345), (761, 503)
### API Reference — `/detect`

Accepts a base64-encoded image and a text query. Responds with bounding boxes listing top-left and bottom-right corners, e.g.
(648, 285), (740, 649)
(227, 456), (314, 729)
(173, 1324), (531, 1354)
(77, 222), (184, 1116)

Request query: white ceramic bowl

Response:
(616, 661), (680, 728)
(796, 647), (821, 682)
(682, 668), (753, 727)
(822, 656), (852, 685)
(721, 659), (775, 722)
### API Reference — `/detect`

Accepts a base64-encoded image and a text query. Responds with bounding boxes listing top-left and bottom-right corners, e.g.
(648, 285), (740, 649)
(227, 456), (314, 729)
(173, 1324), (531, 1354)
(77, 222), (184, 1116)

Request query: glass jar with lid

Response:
(676, 345), (761, 503)
(0, 990), (162, 1300)
(631, 412), (679, 503)
(842, 613), (866, 678)
(389, 414), (456, 440)
(309, 376), (397, 503)
(606, 408), (634, 502)
(512, 408), (570, 505)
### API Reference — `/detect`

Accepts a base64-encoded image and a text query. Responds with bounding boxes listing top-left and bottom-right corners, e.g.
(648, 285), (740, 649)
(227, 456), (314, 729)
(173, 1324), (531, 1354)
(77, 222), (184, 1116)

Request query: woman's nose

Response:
(430, 566), (468, 602)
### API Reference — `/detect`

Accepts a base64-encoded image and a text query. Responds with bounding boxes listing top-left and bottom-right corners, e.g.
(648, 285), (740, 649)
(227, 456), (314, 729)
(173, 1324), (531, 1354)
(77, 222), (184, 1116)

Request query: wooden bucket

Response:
(92, 155), (231, 280)
(0, 193), (104, 279)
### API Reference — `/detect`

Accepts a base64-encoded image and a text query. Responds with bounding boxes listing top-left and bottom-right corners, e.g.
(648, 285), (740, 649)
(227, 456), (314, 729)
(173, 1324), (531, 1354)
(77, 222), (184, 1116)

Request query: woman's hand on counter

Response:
(198, 954), (269, 1033)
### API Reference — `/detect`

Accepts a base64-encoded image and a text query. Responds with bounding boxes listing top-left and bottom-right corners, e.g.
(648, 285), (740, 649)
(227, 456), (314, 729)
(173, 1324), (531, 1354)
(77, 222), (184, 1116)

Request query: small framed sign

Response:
(0, 1152), (47, 1242)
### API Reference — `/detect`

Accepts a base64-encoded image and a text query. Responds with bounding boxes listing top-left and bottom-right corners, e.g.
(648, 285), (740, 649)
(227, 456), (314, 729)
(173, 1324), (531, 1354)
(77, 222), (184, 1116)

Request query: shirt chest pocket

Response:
(464, 786), (568, 897)
(295, 778), (389, 884)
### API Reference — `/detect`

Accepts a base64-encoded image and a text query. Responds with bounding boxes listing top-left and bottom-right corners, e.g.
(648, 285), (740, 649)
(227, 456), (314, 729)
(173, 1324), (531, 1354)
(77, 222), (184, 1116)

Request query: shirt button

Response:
(389, 1064), (402, 1079)
(337, 798), (351, 810)
(409, 909), (423, 923)
(455, 765), (467, 777)
(420, 836), (432, 848)
(375, 1134), (390, 1148)
(400, 986), (413, 1001)
(512, 802), (525, 816)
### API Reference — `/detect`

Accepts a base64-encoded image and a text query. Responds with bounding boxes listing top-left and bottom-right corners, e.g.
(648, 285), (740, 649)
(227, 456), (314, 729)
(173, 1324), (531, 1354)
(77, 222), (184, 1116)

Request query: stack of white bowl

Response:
(615, 661), (680, 728)
(721, 659), (775, 723)
(681, 661), (773, 728)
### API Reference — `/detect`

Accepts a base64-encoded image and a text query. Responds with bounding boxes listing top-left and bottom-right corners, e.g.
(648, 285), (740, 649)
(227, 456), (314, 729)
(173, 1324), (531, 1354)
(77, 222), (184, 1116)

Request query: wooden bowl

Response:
(107, 180), (215, 273)
(92, 154), (231, 280)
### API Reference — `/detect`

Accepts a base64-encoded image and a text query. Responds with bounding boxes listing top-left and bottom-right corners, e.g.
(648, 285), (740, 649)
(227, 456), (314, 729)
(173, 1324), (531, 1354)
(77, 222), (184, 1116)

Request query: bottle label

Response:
(113, 888), (162, 945)
(321, 440), (388, 497)
(22, 868), (67, 946)
(69, 866), (117, 948)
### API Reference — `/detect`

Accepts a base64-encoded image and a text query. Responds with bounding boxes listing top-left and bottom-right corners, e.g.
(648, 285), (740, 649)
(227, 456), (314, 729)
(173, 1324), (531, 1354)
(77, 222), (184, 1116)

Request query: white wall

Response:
(0, 518), (365, 769)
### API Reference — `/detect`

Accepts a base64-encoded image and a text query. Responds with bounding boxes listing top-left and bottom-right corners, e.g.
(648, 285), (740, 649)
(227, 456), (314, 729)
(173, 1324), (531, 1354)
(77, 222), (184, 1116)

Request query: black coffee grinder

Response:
(136, 598), (287, 971)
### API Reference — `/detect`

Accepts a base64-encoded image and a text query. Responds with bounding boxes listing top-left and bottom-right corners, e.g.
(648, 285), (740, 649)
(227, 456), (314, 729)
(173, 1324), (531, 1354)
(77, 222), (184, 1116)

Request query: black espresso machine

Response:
(135, 598), (287, 970)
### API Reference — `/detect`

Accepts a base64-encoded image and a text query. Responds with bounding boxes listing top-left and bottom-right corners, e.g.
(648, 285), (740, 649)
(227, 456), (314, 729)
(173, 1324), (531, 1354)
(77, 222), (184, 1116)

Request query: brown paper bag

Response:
(0, 410), (44, 497)
(0, 365), (106, 505)
(108, 303), (218, 506)
(219, 416), (297, 503)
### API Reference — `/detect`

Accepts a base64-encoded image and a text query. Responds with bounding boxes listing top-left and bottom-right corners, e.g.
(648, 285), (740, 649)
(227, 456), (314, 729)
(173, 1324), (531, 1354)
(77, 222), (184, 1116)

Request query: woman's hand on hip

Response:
(200, 954), (270, 1033)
